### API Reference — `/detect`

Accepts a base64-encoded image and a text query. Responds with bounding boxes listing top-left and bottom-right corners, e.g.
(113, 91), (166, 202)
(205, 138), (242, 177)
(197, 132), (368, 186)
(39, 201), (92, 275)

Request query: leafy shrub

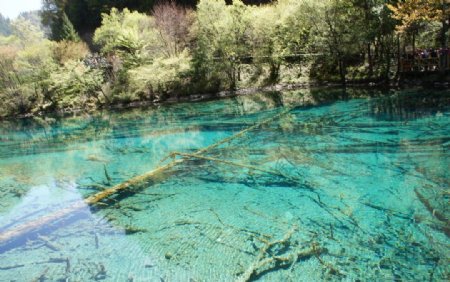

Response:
(52, 40), (89, 65)
(93, 8), (158, 65)
(0, 19), (56, 117)
(128, 50), (192, 100)
(48, 60), (105, 110)
(193, 0), (252, 90)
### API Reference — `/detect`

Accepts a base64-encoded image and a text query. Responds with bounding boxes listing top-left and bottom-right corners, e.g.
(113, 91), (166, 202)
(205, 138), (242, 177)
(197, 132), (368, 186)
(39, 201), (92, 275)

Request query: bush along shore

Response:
(0, 0), (448, 119)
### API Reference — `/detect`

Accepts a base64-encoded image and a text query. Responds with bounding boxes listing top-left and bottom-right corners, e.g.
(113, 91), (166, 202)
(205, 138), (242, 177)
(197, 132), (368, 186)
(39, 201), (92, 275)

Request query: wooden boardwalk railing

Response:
(400, 54), (450, 73)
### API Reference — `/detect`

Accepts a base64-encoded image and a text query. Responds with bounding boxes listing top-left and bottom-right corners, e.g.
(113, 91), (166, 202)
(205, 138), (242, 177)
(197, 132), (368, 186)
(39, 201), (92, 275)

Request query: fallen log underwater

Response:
(0, 108), (292, 248)
(169, 152), (311, 188)
(414, 188), (450, 237)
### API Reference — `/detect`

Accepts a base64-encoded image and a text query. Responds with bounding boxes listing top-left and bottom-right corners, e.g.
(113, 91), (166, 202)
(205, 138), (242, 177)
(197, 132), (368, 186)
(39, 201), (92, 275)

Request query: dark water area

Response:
(0, 88), (448, 281)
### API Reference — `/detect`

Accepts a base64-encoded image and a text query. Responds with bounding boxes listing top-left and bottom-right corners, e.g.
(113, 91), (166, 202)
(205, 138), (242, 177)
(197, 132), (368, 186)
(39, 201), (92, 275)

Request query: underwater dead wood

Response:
(195, 108), (291, 156)
(414, 189), (448, 223)
(237, 247), (322, 282)
(0, 264), (25, 270)
(238, 226), (294, 281)
(414, 188), (450, 237)
(84, 161), (182, 205)
(103, 164), (112, 185)
(37, 235), (61, 252)
(170, 152), (305, 186)
(0, 161), (181, 247)
(158, 108), (291, 163)
(236, 226), (325, 282)
(0, 109), (291, 248)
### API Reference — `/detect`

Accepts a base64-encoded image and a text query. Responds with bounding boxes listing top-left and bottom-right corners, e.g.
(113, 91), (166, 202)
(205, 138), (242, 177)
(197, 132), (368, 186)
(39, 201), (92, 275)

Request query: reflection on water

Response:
(0, 88), (448, 281)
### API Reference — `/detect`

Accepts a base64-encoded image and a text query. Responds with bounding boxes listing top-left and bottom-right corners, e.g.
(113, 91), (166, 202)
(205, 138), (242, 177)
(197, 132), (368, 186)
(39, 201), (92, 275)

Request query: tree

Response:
(311, 0), (366, 84)
(388, 0), (446, 33)
(388, 0), (449, 48)
(11, 17), (46, 47)
(41, 0), (67, 41)
(45, 0), (156, 38)
(247, 4), (280, 82)
(43, 0), (274, 41)
(48, 60), (105, 109)
(60, 12), (80, 41)
(388, 0), (449, 71)
(93, 8), (159, 66)
(0, 18), (56, 116)
(194, 0), (252, 90)
(152, 0), (194, 58)
(128, 49), (192, 100)
(0, 13), (12, 36)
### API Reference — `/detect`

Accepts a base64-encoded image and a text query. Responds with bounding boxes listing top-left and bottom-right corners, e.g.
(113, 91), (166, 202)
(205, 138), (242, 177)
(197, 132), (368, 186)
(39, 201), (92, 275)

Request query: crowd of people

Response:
(401, 48), (449, 72)
(402, 48), (449, 60)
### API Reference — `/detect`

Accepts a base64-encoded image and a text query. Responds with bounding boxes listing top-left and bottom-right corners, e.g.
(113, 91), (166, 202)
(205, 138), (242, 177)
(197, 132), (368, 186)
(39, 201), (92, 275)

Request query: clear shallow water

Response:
(0, 88), (448, 281)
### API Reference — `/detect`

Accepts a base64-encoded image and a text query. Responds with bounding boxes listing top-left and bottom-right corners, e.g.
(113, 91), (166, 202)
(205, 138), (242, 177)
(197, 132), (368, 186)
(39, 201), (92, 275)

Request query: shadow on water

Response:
(2, 86), (441, 141)
(368, 89), (450, 121)
(0, 210), (90, 254)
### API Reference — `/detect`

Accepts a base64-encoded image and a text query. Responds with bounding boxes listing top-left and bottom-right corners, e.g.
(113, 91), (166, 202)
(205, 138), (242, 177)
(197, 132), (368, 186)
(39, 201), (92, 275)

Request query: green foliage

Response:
(42, 0), (201, 38)
(60, 13), (80, 42)
(0, 35), (19, 46)
(47, 0), (268, 38)
(0, 0), (443, 119)
(10, 18), (46, 47)
(128, 50), (192, 99)
(0, 45), (20, 114)
(0, 18), (57, 117)
(388, 0), (446, 34)
(41, 1), (81, 41)
(274, 0), (316, 56)
(93, 5), (195, 102)
(194, 0), (252, 90)
(41, 0), (67, 41)
(17, 11), (48, 36)
(246, 0), (321, 83)
(93, 8), (158, 65)
(0, 16), (100, 117)
(52, 40), (90, 65)
(48, 60), (105, 110)
(65, 0), (156, 35)
(319, 0), (366, 82)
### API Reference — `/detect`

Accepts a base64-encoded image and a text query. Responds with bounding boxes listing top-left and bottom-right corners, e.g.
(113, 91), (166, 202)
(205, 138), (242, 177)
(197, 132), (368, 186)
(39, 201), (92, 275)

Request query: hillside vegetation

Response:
(0, 0), (447, 118)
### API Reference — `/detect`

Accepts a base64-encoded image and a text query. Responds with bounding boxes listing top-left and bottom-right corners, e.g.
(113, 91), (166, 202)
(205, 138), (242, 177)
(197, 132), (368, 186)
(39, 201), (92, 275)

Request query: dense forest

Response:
(0, 0), (448, 118)
(42, 0), (272, 38)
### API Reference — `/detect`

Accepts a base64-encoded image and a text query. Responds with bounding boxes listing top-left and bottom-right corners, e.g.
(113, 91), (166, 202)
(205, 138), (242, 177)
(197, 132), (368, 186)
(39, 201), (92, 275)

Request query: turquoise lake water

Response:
(0, 88), (448, 281)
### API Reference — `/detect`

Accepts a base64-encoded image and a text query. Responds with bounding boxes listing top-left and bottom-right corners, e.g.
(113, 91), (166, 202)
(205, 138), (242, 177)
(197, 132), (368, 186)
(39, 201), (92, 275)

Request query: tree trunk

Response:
(385, 38), (392, 81)
(440, 3), (448, 72)
(412, 31), (416, 70)
(396, 34), (401, 77)
(269, 62), (280, 83)
(368, 43), (373, 77)
(338, 57), (346, 86)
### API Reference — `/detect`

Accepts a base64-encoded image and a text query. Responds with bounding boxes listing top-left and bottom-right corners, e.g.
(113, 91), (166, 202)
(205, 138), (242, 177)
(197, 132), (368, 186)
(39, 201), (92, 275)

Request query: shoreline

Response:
(2, 78), (449, 121)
